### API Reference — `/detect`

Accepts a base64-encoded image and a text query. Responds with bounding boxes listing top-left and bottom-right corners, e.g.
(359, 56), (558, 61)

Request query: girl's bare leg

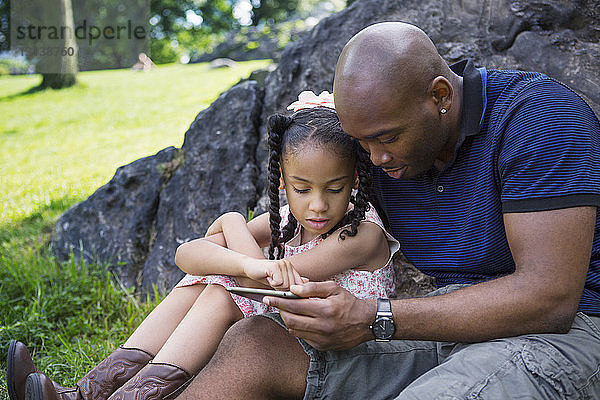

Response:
(123, 284), (205, 355)
(126, 213), (262, 370)
(151, 284), (244, 373)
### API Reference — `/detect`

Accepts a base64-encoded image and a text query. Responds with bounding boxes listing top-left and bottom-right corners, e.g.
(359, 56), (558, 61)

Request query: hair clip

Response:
(287, 91), (335, 112)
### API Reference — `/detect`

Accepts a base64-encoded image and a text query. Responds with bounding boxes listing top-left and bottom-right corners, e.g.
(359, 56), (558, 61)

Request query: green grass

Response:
(0, 60), (270, 223)
(0, 60), (271, 399)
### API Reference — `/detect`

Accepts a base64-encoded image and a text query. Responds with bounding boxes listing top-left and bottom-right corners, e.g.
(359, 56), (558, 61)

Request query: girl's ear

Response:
(353, 171), (359, 189)
(279, 167), (285, 190)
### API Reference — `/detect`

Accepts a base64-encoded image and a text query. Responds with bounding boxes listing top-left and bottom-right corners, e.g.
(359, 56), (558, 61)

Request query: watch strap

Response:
(377, 298), (392, 316)
(372, 298), (395, 342)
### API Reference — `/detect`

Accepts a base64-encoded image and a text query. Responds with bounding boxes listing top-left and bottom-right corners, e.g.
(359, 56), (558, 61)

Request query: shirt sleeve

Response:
(497, 78), (600, 212)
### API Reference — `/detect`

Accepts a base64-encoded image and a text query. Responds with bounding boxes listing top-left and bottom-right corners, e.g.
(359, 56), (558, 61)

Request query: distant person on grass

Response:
(8, 93), (401, 400)
(166, 22), (599, 399)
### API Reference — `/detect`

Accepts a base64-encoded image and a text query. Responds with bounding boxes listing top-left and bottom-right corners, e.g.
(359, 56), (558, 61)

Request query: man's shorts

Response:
(261, 285), (600, 399)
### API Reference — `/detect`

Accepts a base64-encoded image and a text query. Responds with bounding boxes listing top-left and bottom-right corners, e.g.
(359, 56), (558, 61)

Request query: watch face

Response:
(373, 317), (395, 339)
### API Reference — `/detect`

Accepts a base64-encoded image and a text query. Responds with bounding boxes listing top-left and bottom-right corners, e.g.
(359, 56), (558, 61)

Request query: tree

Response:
(0, 0), (8, 52)
(9, 0), (77, 87)
(149, 0), (237, 42)
(148, 0), (237, 63)
(250, 0), (300, 26)
(38, 0), (78, 88)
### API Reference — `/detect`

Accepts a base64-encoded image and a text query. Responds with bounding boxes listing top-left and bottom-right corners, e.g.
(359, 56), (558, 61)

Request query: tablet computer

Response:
(226, 286), (301, 302)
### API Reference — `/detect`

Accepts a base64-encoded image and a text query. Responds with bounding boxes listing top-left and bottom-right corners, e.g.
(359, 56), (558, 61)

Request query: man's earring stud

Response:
(440, 108), (447, 114)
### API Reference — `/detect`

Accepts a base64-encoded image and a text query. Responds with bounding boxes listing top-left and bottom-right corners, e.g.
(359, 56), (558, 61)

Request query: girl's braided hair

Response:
(267, 106), (372, 260)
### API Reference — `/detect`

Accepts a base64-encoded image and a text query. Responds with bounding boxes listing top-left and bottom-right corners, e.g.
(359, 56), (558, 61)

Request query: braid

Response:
(281, 212), (298, 244)
(338, 144), (372, 240)
(267, 114), (291, 259)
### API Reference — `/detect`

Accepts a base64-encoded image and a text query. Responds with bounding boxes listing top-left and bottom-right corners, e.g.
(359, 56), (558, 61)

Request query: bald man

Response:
(178, 22), (600, 399)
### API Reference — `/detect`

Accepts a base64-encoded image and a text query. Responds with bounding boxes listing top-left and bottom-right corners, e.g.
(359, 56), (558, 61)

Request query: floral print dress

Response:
(175, 203), (400, 317)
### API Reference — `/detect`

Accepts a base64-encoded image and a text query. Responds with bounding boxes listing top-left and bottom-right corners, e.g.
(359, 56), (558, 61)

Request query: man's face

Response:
(337, 91), (450, 180)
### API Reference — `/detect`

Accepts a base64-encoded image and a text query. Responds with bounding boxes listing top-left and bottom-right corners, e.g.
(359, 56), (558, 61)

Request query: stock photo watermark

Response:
(10, 0), (149, 72)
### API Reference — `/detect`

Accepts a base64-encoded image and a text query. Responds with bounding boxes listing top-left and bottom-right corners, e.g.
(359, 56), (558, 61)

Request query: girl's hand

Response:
(243, 259), (307, 290)
(205, 216), (224, 237)
(267, 259), (308, 290)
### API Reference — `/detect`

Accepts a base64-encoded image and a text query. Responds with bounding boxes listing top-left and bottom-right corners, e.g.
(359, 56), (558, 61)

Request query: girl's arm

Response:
(174, 212), (267, 274)
(175, 212), (303, 288)
(245, 212), (273, 249)
(204, 211), (270, 259)
(285, 222), (391, 281)
(206, 211), (271, 288)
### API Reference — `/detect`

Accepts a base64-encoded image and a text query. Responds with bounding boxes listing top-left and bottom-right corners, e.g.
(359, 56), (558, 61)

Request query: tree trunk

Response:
(39, 0), (78, 89)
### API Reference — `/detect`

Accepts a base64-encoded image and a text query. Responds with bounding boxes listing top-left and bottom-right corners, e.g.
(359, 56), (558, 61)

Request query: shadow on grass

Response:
(0, 79), (46, 103)
(0, 79), (83, 103)
(0, 195), (83, 247)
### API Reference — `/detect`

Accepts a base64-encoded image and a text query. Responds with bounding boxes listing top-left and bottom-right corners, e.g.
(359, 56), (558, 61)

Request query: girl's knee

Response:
(196, 284), (243, 322)
(171, 283), (204, 298)
(223, 211), (246, 222)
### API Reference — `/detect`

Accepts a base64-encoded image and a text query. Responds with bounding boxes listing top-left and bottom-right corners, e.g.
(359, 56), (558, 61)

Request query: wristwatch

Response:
(370, 298), (396, 342)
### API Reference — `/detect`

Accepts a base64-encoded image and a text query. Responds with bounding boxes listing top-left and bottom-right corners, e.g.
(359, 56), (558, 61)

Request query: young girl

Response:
(11, 91), (400, 400)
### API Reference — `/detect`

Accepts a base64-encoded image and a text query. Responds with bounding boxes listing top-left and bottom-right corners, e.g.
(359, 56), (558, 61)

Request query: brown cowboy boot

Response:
(25, 373), (59, 400)
(107, 362), (193, 400)
(7, 341), (40, 400)
(22, 345), (154, 400)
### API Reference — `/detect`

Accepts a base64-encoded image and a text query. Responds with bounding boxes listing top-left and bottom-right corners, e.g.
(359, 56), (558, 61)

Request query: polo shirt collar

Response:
(437, 60), (484, 173)
(451, 59), (484, 139)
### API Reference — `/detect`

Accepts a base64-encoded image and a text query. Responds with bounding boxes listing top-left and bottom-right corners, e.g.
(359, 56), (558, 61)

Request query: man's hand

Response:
(264, 281), (376, 351)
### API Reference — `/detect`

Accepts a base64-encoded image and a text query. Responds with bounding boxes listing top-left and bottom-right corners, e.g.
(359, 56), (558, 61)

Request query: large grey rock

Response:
(140, 81), (263, 292)
(52, 0), (599, 295)
(51, 147), (178, 288)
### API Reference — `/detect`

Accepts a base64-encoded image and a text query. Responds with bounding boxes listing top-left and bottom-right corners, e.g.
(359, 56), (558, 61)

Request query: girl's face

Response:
(282, 145), (357, 242)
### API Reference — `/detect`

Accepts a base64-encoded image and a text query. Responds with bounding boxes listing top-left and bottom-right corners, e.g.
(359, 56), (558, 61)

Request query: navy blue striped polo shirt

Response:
(372, 59), (600, 315)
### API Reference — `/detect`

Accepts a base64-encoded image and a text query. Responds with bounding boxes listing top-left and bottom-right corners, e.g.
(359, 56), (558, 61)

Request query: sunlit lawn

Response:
(0, 60), (270, 223)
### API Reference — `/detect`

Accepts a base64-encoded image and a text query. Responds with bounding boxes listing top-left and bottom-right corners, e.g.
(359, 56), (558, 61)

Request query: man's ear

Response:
(353, 171), (359, 189)
(429, 76), (453, 113)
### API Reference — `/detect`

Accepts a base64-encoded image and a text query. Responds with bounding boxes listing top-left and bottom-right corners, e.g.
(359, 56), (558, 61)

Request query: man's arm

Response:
(267, 206), (595, 350)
